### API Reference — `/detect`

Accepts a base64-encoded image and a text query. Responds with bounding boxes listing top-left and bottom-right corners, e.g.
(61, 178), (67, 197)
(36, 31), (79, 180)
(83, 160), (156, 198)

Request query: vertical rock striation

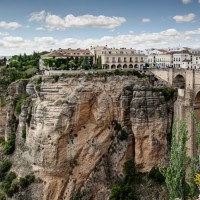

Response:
(4, 75), (175, 199)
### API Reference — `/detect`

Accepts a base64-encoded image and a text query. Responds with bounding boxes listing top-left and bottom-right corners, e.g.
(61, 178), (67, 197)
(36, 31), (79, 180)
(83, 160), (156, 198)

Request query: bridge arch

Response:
(173, 74), (185, 89)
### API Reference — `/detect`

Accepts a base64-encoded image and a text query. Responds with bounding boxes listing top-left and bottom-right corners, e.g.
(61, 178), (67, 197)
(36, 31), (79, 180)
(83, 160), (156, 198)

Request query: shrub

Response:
(0, 192), (6, 200)
(25, 174), (35, 184)
(148, 167), (165, 184)
(110, 184), (136, 200)
(52, 75), (59, 82)
(0, 160), (12, 180)
(152, 87), (176, 101)
(0, 96), (6, 108)
(2, 172), (17, 195)
(123, 159), (137, 184)
(19, 177), (29, 189)
(6, 181), (19, 197)
(19, 174), (35, 189)
(15, 100), (22, 115)
(36, 76), (42, 85)
(113, 120), (121, 131)
(161, 87), (176, 101)
(22, 126), (26, 139)
(4, 134), (16, 155)
(194, 173), (200, 186)
(0, 160), (12, 174)
(118, 129), (128, 141)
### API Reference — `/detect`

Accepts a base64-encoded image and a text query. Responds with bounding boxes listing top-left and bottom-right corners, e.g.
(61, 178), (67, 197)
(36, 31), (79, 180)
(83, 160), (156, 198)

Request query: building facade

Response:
(91, 46), (146, 69)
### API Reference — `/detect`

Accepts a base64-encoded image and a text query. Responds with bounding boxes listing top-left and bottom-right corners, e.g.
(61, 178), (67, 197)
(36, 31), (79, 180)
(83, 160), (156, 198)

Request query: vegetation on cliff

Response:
(0, 52), (41, 90)
(160, 116), (200, 200)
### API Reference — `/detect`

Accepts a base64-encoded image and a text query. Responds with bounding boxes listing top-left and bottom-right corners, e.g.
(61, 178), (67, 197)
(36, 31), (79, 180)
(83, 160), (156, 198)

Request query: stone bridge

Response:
(151, 68), (200, 157)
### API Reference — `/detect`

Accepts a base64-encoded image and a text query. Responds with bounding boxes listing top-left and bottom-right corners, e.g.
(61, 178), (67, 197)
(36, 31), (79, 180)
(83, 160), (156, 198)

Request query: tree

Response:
(159, 119), (190, 200)
(81, 57), (90, 70)
(97, 56), (102, 69)
(68, 60), (76, 69)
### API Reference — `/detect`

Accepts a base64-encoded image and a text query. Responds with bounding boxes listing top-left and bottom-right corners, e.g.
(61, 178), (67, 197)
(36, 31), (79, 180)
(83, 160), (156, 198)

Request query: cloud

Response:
(3, 36), (24, 43)
(29, 11), (126, 30)
(142, 18), (151, 23)
(182, 0), (192, 4)
(173, 13), (195, 23)
(28, 10), (46, 22)
(2, 27), (200, 55)
(0, 32), (9, 36)
(36, 27), (45, 31)
(0, 21), (22, 30)
(45, 14), (126, 30)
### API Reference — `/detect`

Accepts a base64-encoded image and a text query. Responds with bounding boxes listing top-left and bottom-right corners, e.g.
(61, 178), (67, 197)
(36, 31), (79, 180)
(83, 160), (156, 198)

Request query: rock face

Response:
(4, 75), (174, 200)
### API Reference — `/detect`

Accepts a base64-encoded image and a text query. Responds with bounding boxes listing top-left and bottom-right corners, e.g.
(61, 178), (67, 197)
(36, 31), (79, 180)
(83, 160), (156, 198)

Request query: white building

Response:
(91, 46), (146, 70)
(172, 50), (192, 69)
(147, 49), (172, 68)
(192, 53), (200, 69)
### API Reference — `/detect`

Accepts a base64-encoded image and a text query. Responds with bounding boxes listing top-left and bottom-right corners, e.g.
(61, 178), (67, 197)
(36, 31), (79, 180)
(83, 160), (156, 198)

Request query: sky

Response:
(0, 0), (200, 55)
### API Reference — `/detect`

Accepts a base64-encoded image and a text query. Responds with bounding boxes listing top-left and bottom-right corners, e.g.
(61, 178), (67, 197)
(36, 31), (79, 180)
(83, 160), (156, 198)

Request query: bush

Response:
(0, 96), (6, 108)
(0, 160), (12, 180)
(0, 192), (6, 200)
(110, 184), (136, 200)
(152, 87), (176, 101)
(22, 126), (26, 139)
(15, 100), (22, 115)
(113, 120), (121, 131)
(6, 181), (19, 197)
(19, 177), (29, 189)
(123, 160), (137, 184)
(4, 134), (16, 155)
(25, 174), (35, 184)
(52, 75), (59, 82)
(118, 129), (128, 141)
(36, 76), (42, 85)
(19, 174), (35, 189)
(148, 167), (165, 184)
(161, 87), (176, 101)
(2, 172), (17, 195)
(1, 172), (18, 197)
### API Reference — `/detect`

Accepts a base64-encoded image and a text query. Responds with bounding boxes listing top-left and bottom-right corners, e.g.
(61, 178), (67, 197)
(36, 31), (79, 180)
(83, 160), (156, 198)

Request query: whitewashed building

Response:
(172, 50), (192, 69)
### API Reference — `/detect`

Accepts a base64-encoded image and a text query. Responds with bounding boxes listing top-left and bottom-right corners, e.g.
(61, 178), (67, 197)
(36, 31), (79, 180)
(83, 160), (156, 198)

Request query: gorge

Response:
(0, 72), (176, 199)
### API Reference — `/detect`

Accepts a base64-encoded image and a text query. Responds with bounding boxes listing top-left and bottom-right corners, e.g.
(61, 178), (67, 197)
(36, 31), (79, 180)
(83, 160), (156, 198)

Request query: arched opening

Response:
(129, 64), (133, 68)
(134, 64), (138, 69)
(194, 91), (200, 156)
(103, 64), (109, 69)
(111, 64), (116, 69)
(173, 75), (185, 89)
(123, 64), (127, 69)
(117, 64), (122, 69)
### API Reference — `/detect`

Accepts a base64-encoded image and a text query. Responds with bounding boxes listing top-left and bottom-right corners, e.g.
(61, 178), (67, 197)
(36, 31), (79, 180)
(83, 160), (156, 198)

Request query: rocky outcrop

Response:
(3, 75), (175, 200)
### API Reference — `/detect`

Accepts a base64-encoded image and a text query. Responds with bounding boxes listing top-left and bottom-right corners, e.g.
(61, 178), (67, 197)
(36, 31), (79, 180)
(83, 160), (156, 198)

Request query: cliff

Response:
(0, 74), (175, 200)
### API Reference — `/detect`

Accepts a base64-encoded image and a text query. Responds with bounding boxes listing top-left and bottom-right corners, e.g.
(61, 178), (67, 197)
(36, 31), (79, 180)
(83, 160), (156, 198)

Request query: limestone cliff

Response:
(1, 74), (175, 200)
